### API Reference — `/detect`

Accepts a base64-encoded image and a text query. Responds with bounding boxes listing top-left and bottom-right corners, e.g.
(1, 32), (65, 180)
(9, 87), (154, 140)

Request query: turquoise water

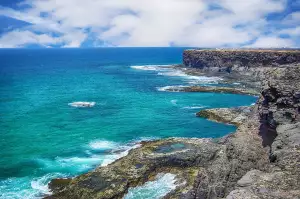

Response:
(0, 48), (256, 198)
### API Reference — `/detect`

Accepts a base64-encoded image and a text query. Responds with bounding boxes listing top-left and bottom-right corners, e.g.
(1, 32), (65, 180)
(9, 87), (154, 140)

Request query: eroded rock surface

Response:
(196, 106), (253, 126)
(183, 49), (300, 74)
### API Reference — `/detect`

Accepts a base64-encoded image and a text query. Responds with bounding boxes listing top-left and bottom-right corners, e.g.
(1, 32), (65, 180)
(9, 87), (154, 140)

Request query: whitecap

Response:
(89, 140), (118, 150)
(182, 106), (206, 109)
(158, 69), (222, 83)
(158, 70), (187, 77)
(68, 101), (96, 108)
(31, 173), (65, 195)
(130, 65), (171, 71)
(131, 65), (221, 85)
(170, 100), (178, 106)
(157, 85), (187, 92)
(124, 173), (178, 199)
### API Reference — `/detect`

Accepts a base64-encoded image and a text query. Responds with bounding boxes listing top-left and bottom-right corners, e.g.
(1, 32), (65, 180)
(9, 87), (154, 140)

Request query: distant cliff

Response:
(183, 49), (300, 73)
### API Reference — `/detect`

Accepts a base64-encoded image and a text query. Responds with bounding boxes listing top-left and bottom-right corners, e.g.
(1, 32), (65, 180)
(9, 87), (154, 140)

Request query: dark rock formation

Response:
(225, 65), (300, 199)
(196, 106), (253, 126)
(164, 86), (259, 96)
(48, 178), (71, 193)
(45, 138), (219, 199)
(183, 49), (300, 74)
(46, 50), (300, 199)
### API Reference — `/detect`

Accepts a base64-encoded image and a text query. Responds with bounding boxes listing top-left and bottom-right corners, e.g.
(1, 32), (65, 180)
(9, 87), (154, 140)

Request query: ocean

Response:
(0, 48), (256, 198)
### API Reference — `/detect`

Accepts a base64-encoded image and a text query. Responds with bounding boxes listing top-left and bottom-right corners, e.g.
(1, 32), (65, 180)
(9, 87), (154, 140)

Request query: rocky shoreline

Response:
(196, 106), (253, 126)
(162, 86), (259, 96)
(46, 49), (300, 199)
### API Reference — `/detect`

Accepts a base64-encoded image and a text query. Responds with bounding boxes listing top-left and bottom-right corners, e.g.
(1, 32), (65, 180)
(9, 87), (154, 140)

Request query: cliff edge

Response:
(183, 49), (300, 71)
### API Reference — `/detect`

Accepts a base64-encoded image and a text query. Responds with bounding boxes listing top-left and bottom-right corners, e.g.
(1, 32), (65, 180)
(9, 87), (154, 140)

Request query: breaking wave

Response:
(125, 173), (178, 199)
(131, 65), (221, 84)
(157, 85), (187, 92)
(130, 65), (172, 71)
(0, 138), (158, 199)
(89, 140), (118, 150)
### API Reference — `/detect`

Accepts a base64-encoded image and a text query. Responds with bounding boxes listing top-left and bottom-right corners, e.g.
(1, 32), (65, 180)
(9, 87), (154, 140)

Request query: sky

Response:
(0, 0), (299, 48)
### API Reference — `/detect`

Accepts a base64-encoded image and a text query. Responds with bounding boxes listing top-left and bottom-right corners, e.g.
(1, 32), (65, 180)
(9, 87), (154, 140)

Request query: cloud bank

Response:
(0, 0), (299, 48)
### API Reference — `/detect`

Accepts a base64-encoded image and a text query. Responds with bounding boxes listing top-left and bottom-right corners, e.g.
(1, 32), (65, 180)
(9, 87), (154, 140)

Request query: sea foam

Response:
(158, 70), (222, 83)
(68, 102), (96, 108)
(0, 138), (154, 199)
(157, 85), (187, 92)
(182, 106), (207, 109)
(130, 65), (171, 71)
(0, 173), (65, 199)
(89, 140), (118, 150)
(31, 173), (65, 195)
(131, 64), (221, 84)
(124, 173), (178, 199)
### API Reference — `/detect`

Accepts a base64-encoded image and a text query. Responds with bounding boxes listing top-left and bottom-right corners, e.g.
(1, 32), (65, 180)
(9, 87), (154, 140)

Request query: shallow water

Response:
(0, 48), (257, 198)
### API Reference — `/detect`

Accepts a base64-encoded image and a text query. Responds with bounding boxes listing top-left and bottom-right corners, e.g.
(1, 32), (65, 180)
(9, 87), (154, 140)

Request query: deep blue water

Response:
(0, 48), (256, 198)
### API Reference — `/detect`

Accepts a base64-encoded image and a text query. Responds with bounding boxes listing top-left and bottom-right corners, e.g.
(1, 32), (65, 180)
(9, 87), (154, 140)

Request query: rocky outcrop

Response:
(164, 86), (259, 96)
(46, 51), (300, 199)
(226, 122), (300, 199)
(183, 49), (300, 73)
(46, 127), (269, 199)
(196, 106), (253, 126)
(45, 138), (222, 198)
(223, 65), (300, 199)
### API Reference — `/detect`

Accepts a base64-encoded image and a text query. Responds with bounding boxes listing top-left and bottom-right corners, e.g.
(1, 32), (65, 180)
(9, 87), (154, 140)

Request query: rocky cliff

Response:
(183, 49), (300, 71)
(46, 50), (300, 199)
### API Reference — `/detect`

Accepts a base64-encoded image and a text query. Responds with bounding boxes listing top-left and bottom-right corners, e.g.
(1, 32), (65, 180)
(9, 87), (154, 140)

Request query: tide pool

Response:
(0, 48), (257, 198)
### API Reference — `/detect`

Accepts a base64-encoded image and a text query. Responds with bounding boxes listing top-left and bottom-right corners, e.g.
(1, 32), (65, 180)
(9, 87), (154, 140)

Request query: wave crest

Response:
(130, 65), (171, 71)
(89, 140), (118, 150)
(68, 102), (96, 108)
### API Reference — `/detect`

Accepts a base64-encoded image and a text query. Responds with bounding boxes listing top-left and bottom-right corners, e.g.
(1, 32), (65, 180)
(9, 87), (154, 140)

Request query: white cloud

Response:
(0, 0), (298, 48)
(282, 11), (300, 25)
(279, 27), (300, 36)
(0, 30), (61, 48)
(245, 36), (294, 48)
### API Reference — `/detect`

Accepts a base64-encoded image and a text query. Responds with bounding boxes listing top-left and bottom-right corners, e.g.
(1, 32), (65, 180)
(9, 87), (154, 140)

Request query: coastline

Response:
(46, 49), (300, 199)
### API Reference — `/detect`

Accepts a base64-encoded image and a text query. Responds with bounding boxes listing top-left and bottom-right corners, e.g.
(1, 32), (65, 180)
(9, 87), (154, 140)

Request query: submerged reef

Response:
(46, 49), (300, 199)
